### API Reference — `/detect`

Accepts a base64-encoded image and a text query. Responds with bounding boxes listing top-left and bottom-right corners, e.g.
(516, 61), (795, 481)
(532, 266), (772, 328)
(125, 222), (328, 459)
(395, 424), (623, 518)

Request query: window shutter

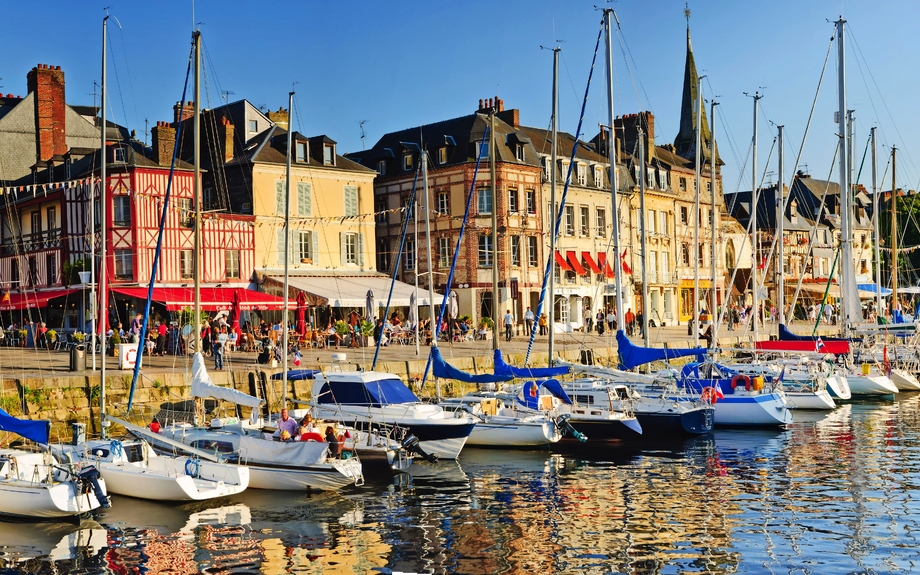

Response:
(312, 230), (319, 265)
(277, 229), (285, 265)
(298, 183), (312, 216)
(344, 186), (358, 217)
(358, 232), (365, 267)
(340, 233), (346, 266)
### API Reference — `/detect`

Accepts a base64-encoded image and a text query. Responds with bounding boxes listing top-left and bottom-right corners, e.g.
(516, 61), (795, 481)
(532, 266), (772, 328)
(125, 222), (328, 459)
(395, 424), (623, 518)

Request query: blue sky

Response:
(3, 0), (919, 194)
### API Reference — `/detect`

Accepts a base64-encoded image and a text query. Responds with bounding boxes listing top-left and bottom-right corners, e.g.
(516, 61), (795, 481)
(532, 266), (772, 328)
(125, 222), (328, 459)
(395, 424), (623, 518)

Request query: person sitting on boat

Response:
(148, 417), (161, 433)
(275, 408), (298, 441)
(325, 426), (341, 457)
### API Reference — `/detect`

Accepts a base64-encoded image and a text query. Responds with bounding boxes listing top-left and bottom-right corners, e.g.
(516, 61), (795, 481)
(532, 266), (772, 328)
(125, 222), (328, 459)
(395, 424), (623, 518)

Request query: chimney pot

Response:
(479, 98), (483, 110)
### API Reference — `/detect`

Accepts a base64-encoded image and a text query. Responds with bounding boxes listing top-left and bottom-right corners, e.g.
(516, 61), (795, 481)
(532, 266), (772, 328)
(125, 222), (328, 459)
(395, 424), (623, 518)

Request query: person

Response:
(503, 310), (514, 342)
(624, 308), (636, 336)
(538, 313), (548, 336)
(325, 426), (341, 457)
(702, 324), (714, 348)
(276, 408), (298, 439)
(130, 313), (143, 343)
(212, 327), (224, 370)
(149, 417), (161, 434)
(524, 307), (535, 336)
(636, 310), (644, 337)
(606, 308), (616, 332)
(36, 322), (49, 349)
(326, 321), (342, 349)
(596, 309), (605, 336)
(155, 321), (167, 355)
(584, 307), (593, 333)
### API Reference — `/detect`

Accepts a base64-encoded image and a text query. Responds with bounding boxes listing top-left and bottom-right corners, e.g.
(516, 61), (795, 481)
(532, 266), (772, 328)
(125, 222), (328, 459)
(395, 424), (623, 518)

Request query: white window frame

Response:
(437, 192), (449, 215)
(580, 206), (590, 236)
(439, 147), (448, 164)
(225, 250), (240, 279)
(377, 159), (386, 175)
(404, 239), (416, 271)
(114, 249), (133, 280)
(478, 188), (493, 214)
(510, 235), (521, 267)
(113, 195), (131, 226)
(438, 237), (450, 267)
(343, 232), (358, 265)
(478, 234), (493, 267)
(180, 249), (193, 279)
(596, 208), (606, 237)
(298, 230), (313, 262)
(528, 236), (538, 266)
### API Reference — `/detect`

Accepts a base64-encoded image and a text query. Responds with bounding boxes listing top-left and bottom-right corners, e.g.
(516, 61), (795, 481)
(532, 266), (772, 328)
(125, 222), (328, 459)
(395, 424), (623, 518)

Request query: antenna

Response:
(359, 120), (367, 150)
(220, 90), (235, 102)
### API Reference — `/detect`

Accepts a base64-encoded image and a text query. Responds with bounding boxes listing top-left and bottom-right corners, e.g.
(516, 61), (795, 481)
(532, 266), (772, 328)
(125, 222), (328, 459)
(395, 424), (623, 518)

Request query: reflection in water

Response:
(3, 396), (920, 573)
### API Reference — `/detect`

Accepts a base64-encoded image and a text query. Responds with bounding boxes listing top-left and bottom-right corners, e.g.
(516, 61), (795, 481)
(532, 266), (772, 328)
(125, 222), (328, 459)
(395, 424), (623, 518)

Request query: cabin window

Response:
(295, 142), (307, 162)
(377, 159), (387, 175)
(323, 145), (335, 165)
(516, 144), (525, 162)
(225, 250), (240, 279)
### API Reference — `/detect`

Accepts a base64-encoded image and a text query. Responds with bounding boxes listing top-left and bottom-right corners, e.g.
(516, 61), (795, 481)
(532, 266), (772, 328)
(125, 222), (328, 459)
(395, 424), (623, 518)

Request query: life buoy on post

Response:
(731, 374), (751, 390)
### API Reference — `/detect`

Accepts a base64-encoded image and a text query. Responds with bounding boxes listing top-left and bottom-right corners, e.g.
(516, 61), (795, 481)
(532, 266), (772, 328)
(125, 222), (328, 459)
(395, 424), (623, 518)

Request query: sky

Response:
(3, 0), (920, 194)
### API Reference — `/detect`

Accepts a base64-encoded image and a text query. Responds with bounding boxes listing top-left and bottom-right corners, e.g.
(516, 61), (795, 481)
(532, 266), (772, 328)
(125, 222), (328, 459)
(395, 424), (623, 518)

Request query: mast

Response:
(490, 106), (499, 348)
(414, 176), (420, 355)
(193, 31), (202, 350)
(637, 126), (649, 346)
(692, 76), (703, 346)
(604, 10), (623, 332)
(750, 91), (762, 343)
(891, 145), (898, 313)
(548, 47), (559, 359)
(282, 91), (293, 409)
(99, 15), (108, 438)
(710, 100), (719, 343)
(422, 150), (436, 351)
(871, 127), (882, 316)
(776, 125), (784, 324)
(836, 17), (853, 338)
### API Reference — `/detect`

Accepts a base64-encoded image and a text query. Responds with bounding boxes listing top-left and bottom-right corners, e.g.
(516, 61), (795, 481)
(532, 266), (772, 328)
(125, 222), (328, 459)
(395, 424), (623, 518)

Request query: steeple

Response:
(673, 8), (717, 163)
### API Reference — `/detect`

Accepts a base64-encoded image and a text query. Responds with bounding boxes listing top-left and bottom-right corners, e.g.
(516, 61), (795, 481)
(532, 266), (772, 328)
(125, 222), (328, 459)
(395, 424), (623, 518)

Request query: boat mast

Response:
(193, 31), (202, 352)
(750, 91), (762, 343)
(414, 169), (420, 355)
(490, 108), (499, 349)
(604, 10), (623, 333)
(891, 145), (897, 313)
(99, 15), (108, 438)
(871, 127), (882, 316)
(692, 75), (703, 346)
(710, 100), (719, 343)
(282, 91), (293, 409)
(836, 17), (853, 338)
(637, 126), (649, 347)
(548, 47), (559, 359)
(776, 125), (784, 325)
(422, 150), (436, 350)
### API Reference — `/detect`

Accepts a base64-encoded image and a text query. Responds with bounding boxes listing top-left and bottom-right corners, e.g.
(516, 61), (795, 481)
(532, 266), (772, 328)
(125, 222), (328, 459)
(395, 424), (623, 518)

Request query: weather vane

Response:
(684, 2), (691, 26)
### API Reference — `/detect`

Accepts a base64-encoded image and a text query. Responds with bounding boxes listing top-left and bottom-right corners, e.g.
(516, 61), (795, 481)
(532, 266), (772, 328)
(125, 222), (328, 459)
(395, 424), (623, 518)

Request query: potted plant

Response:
(73, 332), (86, 343)
(334, 320), (350, 346)
(359, 320), (375, 347)
(110, 330), (122, 355)
(46, 329), (58, 346)
(17, 329), (27, 346)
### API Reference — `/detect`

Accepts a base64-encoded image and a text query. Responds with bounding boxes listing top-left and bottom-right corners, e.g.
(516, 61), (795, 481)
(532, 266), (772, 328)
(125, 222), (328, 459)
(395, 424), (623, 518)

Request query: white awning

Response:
(266, 275), (441, 308)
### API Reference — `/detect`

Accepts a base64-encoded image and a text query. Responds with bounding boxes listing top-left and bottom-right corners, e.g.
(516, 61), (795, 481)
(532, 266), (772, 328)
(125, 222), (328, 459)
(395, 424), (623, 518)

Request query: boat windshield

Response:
(316, 378), (419, 406)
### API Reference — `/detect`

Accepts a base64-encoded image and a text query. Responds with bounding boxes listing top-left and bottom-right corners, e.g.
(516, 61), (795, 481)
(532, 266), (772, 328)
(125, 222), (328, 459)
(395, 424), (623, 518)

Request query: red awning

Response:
(755, 340), (850, 355)
(566, 251), (587, 275)
(582, 252), (602, 274)
(596, 253), (616, 278)
(0, 288), (80, 311)
(112, 287), (291, 311)
(554, 251), (571, 271)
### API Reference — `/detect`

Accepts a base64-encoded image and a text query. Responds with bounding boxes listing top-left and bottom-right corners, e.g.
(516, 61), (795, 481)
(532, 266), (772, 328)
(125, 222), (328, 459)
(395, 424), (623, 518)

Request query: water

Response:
(3, 395), (920, 574)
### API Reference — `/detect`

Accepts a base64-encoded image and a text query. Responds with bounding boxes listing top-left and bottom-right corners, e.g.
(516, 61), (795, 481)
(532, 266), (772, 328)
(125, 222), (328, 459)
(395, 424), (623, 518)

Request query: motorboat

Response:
(678, 361), (793, 427)
(439, 393), (562, 447)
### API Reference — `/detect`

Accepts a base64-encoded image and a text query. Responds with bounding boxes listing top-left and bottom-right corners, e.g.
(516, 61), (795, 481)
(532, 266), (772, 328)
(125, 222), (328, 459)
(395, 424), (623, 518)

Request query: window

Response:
(113, 196), (131, 226)
(46, 206), (56, 232)
(660, 212), (668, 235)
(580, 206), (590, 236)
(478, 188), (493, 214)
(478, 234), (493, 267)
(437, 192), (449, 215)
(323, 145), (334, 165)
(225, 250), (240, 278)
(30, 211), (40, 234)
(528, 236), (538, 266)
(28, 257), (37, 286)
(276, 181), (286, 214)
(10, 260), (18, 287)
(439, 147), (448, 164)
(698, 243), (705, 266)
(203, 187), (216, 210)
(341, 232), (358, 265)
(541, 157), (550, 180)
(248, 119), (258, 133)
(344, 186), (358, 217)
(403, 153), (413, 171)
(377, 239), (391, 272)
(477, 141), (489, 159)
(680, 177), (687, 191)
(404, 239), (416, 271)
(46, 254), (56, 286)
(706, 181), (712, 193)
(680, 206), (689, 225)
(178, 198), (193, 227)
(377, 160), (386, 175)
(647, 209), (656, 234)
(508, 188), (519, 213)
(526, 190), (536, 214)
(596, 208), (606, 237)
(577, 163), (586, 186)
(114, 250), (133, 280)
(375, 198), (388, 223)
(114, 148), (126, 163)
(510, 236), (521, 267)
(298, 231), (313, 262)
(681, 243), (690, 266)
(565, 205), (575, 236)
(438, 237), (451, 267)
(180, 250), (193, 279)
(294, 142), (307, 162)
(662, 252), (670, 274)
(65, 159), (71, 180)
(516, 144), (525, 162)
(594, 166), (603, 188)
(297, 183), (312, 216)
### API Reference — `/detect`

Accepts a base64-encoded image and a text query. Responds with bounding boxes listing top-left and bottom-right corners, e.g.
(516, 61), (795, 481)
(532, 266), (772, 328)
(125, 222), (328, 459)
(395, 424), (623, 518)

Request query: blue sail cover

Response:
(616, 330), (705, 370)
(315, 378), (419, 406)
(778, 324), (847, 342)
(517, 378), (573, 410)
(271, 370), (321, 381)
(0, 408), (50, 444)
(494, 349), (569, 379)
(430, 347), (513, 384)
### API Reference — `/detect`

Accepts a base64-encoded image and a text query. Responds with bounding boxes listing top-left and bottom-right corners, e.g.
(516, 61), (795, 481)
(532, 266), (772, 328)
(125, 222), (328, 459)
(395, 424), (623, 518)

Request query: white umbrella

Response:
(449, 290), (459, 319)
(408, 291), (418, 328)
(365, 290), (376, 321)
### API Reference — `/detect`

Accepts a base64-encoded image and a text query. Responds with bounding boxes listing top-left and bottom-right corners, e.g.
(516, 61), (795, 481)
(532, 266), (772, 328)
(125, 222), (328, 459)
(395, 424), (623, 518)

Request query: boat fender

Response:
(185, 458), (200, 478)
(730, 374), (751, 390)
(109, 440), (124, 459)
(77, 465), (111, 508)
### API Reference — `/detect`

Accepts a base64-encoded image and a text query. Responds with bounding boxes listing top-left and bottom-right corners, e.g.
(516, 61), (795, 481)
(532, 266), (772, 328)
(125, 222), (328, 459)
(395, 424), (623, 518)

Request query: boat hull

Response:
(244, 458), (363, 491)
(634, 407), (714, 436)
(712, 393), (792, 426)
(846, 374), (899, 396)
(562, 416), (643, 441)
(890, 369), (920, 391)
(96, 459), (249, 501)
(0, 480), (107, 520)
(785, 390), (836, 410)
(465, 418), (560, 447)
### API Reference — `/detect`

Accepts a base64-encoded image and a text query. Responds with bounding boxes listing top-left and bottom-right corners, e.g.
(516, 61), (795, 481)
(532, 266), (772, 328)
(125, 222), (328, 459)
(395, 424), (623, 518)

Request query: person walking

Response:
(524, 307), (535, 336)
(596, 308), (605, 336)
(538, 313), (548, 336)
(584, 307), (593, 333)
(503, 310), (514, 342)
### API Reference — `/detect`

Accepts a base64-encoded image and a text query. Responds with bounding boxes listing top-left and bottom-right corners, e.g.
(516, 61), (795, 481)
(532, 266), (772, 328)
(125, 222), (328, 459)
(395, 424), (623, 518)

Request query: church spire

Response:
(674, 5), (717, 163)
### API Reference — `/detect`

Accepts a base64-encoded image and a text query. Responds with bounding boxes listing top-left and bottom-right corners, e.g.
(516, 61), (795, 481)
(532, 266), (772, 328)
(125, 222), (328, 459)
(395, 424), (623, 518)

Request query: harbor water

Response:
(2, 394), (920, 574)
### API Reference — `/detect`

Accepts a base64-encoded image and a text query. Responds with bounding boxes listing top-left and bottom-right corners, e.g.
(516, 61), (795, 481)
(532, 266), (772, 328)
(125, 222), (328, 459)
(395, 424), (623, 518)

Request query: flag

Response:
(776, 366), (786, 386)
(293, 351), (302, 367)
(757, 256), (767, 270)
(816, 337), (825, 351)
(883, 346), (892, 378)
(529, 382), (538, 397)
(620, 248), (632, 274)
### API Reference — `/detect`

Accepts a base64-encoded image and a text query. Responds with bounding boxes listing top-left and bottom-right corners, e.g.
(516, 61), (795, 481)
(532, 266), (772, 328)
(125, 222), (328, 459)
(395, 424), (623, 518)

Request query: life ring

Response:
(731, 374), (751, 391)
(300, 431), (325, 442)
(700, 386), (720, 404)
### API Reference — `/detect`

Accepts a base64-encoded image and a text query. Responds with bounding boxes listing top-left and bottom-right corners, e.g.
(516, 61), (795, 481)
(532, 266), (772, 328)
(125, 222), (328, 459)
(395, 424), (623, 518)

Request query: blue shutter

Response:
(298, 183), (312, 216)
(276, 181), (285, 214)
(277, 229), (285, 265)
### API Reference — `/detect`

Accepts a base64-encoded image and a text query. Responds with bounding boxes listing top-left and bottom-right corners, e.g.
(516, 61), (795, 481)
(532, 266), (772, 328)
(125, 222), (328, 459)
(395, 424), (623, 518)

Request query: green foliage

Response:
(334, 320), (350, 336)
(0, 394), (19, 414)
(23, 386), (49, 406)
(479, 317), (494, 329)
(61, 258), (89, 285)
(459, 315), (471, 324)
(177, 307), (210, 327)
(88, 384), (100, 403)
(110, 331), (122, 345)
(359, 320), (375, 337)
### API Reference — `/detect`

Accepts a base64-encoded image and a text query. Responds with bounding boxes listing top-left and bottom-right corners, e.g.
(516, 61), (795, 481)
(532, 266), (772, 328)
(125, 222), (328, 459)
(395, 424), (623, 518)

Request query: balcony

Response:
(0, 229), (61, 255)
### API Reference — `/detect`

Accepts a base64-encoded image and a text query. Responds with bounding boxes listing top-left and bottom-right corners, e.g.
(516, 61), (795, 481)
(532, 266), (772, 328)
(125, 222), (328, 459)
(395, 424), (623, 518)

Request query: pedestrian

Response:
(524, 307), (535, 336)
(606, 308), (616, 332)
(538, 313), (548, 336)
(212, 327), (224, 370)
(596, 309), (605, 336)
(503, 310), (514, 342)
(625, 308), (636, 336)
(584, 307), (593, 333)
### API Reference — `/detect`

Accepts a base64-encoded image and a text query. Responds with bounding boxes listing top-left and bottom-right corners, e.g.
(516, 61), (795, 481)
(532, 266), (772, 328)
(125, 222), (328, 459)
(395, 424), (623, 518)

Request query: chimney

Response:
(217, 115), (235, 162)
(27, 64), (67, 163)
(497, 108), (519, 128)
(151, 121), (177, 166)
(173, 101), (194, 123)
(268, 107), (289, 131)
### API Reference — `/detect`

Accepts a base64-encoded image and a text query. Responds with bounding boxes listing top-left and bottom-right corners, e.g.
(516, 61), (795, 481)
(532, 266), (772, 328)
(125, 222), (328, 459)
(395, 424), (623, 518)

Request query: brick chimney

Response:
(216, 115), (235, 162)
(173, 101), (194, 123)
(151, 121), (176, 166)
(614, 111), (655, 161)
(27, 64), (67, 163)
(268, 107), (288, 131)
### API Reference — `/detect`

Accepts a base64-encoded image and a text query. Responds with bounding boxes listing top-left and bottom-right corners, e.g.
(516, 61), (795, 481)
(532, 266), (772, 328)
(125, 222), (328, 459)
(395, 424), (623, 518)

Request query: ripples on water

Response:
(2, 395), (920, 574)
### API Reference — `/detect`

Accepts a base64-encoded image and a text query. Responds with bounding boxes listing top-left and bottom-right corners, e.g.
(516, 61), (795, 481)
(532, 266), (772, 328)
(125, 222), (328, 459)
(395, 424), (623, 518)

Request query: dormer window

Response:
(438, 147), (448, 165)
(403, 153), (413, 171)
(114, 147), (126, 163)
(65, 158), (72, 180)
(295, 142), (306, 162)
(515, 144), (525, 162)
(477, 141), (489, 159)
(377, 159), (387, 175)
(248, 120), (258, 133)
(323, 145), (335, 165)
